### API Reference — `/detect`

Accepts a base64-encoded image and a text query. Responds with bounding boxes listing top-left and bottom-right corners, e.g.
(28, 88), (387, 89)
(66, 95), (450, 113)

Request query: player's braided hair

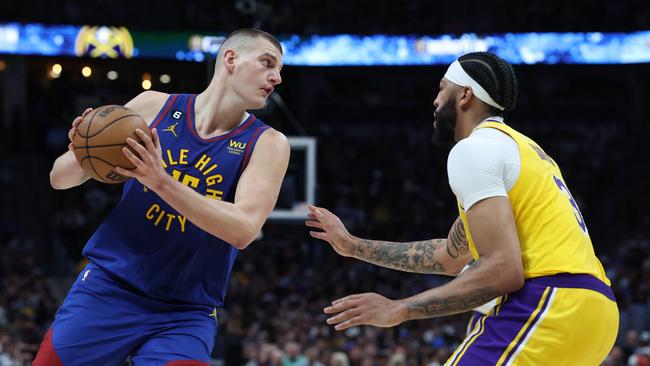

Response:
(458, 52), (518, 115)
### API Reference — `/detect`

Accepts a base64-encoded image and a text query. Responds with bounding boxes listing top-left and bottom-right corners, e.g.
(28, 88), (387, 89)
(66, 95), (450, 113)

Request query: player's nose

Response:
(269, 70), (282, 85)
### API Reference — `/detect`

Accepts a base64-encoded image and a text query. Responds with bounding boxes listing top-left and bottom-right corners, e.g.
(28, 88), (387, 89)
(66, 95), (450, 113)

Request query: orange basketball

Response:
(72, 105), (151, 184)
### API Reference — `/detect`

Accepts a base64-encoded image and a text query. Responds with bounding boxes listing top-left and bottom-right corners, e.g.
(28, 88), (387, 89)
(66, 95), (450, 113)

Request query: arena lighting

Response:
(159, 74), (171, 84)
(107, 70), (118, 80)
(81, 66), (92, 77)
(1, 22), (650, 65)
(48, 63), (63, 79)
(141, 79), (151, 90)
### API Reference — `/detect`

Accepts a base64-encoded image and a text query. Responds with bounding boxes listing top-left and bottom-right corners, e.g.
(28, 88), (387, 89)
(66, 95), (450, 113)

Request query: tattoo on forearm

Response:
(353, 239), (446, 274)
(446, 220), (469, 258)
(407, 286), (501, 319)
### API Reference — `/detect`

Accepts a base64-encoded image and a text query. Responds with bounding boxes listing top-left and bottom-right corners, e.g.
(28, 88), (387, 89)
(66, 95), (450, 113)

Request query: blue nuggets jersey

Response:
(82, 94), (270, 306)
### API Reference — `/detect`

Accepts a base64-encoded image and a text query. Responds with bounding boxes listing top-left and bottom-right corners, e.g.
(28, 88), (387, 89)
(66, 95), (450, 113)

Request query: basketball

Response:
(72, 105), (151, 184)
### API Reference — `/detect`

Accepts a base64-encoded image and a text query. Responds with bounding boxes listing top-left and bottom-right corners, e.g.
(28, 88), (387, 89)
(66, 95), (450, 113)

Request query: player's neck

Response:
(194, 83), (248, 138)
(456, 109), (494, 140)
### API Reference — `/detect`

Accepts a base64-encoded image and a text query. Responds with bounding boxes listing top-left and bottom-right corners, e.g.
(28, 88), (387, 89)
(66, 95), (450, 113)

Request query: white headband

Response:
(443, 60), (505, 111)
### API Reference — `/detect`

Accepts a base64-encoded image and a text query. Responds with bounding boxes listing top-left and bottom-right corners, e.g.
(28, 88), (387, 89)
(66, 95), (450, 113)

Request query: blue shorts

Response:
(34, 263), (217, 366)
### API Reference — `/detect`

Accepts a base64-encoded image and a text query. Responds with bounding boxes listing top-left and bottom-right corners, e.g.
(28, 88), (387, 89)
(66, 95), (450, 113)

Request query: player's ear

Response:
(223, 49), (237, 73)
(458, 86), (473, 110)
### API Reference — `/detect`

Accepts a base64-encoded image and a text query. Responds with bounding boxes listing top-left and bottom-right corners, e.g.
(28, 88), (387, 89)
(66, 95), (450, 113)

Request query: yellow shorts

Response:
(446, 274), (618, 366)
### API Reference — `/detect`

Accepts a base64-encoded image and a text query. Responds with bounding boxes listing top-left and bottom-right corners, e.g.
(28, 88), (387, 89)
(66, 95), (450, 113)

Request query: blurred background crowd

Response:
(1, 0), (650, 365)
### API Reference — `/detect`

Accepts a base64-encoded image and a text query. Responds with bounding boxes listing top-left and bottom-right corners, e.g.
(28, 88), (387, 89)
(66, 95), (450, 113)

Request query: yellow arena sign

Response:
(75, 26), (134, 58)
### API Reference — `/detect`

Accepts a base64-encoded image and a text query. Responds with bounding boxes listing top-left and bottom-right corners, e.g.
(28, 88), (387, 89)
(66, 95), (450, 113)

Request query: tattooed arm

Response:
(306, 206), (471, 275)
(323, 197), (525, 330)
(351, 217), (471, 275)
(404, 196), (523, 319)
(404, 259), (501, 320)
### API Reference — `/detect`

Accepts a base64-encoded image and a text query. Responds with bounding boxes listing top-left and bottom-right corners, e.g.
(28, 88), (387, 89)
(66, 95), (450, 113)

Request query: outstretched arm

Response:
(323, 196), (524, 330)
(306, 206), (471, 276)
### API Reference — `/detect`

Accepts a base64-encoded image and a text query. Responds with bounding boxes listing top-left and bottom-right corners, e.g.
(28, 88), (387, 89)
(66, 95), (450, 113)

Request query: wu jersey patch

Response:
(227, 139), (247, 155)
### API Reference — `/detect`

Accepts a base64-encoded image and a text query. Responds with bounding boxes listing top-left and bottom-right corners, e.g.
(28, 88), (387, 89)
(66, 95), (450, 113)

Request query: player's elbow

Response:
(50, 172), (61, 189)
(50, 170), (68, 190)
(228, 225), (259, 250)
(501, 273), (525, 294)
(230, 236), (254, 250)
(495, 261), (525, 293)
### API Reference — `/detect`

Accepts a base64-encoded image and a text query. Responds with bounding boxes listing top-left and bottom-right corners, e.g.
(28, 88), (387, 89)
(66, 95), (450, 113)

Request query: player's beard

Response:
(432, 98), (458, 147)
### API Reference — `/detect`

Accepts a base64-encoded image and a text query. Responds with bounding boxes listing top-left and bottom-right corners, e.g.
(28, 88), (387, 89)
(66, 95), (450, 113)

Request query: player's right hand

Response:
(68, 108), (94, 152)
(305, 205), (356, 257)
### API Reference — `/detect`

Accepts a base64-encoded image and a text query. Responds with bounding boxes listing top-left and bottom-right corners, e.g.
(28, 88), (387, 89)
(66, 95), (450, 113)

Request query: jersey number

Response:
(171, 170), (199, 189)
(553, 176), (588, 234)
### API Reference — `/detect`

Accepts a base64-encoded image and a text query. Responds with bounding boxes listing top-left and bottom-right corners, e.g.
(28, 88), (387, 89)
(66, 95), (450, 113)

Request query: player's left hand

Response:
(115, 128), (168, 190)
(324, 292), (407, 330)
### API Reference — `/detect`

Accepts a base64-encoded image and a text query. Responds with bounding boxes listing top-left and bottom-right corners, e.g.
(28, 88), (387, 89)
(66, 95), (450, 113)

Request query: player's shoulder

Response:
(126, 90), (169, 107)
(448, 133), (505, 169)
(258, 127), (288, 145)
(252, 128), (290, 160)
(125, 90), (170, 125)
(449, 134), (489, 159)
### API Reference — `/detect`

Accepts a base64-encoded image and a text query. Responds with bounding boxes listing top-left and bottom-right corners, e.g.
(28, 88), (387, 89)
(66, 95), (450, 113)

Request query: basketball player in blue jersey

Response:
(34, 29), (290, 366)
(307, 52), (618, 365)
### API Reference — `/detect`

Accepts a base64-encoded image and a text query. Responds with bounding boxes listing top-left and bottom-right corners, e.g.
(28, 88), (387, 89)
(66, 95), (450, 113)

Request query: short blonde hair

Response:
(216, 28), (282, 61)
